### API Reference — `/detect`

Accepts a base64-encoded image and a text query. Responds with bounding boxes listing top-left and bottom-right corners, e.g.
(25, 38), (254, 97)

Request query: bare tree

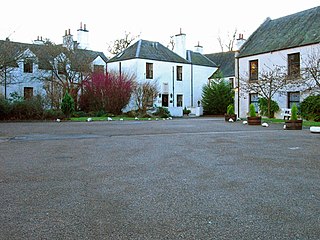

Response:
(167, 36), (175, 51)
(36, 43), (94, 109)
(107, 32), (139, 56)
(0, 40), (22, 99)
(132, 80), (159, 114)
(240, 65), (290, 118)
(302, 47), (320, 93)
(217, 29), (237, 52)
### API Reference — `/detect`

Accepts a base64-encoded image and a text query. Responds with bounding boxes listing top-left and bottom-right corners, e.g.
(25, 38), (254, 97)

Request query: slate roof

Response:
(0, 40), (108, 70)
(187, 50), (217, 67)
(108, 39), (217, 67)
(108, 39), (189, 64)
(238, 6), (320, 58)
(205, 51), (235, 77)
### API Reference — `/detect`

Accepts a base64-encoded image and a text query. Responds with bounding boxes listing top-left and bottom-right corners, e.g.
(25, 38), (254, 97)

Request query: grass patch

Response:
(262, 118), (320, 126)
(70, 116), (157, 122)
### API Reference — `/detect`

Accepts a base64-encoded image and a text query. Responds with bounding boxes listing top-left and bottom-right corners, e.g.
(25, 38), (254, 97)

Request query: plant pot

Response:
(284, 120), (303, 130)
(247, 116), (262, 125)
(224, 114), (237, 122)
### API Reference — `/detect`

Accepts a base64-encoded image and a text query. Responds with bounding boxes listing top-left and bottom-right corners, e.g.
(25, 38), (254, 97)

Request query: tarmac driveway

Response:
(0, 118), (319, 239)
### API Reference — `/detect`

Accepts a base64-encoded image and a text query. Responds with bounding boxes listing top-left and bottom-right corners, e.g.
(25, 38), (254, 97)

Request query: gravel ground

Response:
(0, 118), (319, 239)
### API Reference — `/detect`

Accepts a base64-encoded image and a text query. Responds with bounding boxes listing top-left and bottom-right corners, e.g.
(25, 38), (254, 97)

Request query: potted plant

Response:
(247, 103), (261, 125)
(183, 106), (191, 116)
(225, 104), (237, 122)
(284, 103), (303, 130)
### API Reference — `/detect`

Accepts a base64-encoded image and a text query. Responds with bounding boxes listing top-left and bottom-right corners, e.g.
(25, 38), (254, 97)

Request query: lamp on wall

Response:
(170, 93), (173, 98)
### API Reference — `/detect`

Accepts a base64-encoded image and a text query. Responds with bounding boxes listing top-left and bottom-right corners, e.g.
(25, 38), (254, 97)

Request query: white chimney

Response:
(194, 42), (203, 54)
(63, 29), (74, 50)
(173, 29), (186, 59)
(77, 22), (89, 50)
(33, 36), (45, 45)
(235, 33), (246, 51)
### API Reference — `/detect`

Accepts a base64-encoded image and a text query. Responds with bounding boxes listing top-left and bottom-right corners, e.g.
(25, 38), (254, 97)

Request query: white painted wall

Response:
(107, 58), (217, 116)
(236, 43), (320, 118)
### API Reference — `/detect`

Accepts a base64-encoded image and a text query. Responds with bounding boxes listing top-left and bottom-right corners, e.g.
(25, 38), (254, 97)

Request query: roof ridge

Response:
(135, 39), (142, 58)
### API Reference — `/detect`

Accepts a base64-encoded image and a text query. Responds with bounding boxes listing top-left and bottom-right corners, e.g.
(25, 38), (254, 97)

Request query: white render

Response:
(235, 43), (320, 118)
(107, 40), (217, 116)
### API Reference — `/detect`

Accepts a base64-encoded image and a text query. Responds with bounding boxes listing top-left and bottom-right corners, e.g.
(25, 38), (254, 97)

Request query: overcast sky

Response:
(1, 0), (319, 57)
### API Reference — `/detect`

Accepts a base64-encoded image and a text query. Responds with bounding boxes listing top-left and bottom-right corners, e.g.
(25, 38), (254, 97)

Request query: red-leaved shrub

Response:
(79, 71), (134, 115)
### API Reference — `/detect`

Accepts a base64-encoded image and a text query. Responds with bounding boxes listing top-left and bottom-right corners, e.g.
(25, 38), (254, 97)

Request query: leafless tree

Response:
(240, 65), (291, 118)
(0, 40), (22, 99)
(217, 29), (237, 52)
(107, 32), (139, 56)
(132, 80), (159, 114)
(301, 47), (320, 93)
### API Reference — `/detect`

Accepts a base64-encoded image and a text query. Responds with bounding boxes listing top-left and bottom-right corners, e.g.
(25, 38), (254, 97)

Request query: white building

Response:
(235, 6), (320, 118)
(107, 32), (217, 116)
(0, 24), (108, 101)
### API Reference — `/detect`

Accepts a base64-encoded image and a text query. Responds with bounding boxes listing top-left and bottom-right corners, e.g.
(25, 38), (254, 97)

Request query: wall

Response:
(236, 43), (320, 118)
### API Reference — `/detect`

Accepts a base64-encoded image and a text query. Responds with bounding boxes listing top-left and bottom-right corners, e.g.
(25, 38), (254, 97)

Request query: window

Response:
(146, 63), (153, 79)
(249, 93), (259, 113)
(24, 87), (33, 100)
(24, 59), (33, 73)
(177, 66), (183, 81)
(288, 92), (300, 108)
(249, 60), (258, 81)
(288, 53), (300, 78)
(94, 65), (104, 73)
(58, 62), (66, 74)
(229, 78), (234, 88)
(177, 94), (183, 107)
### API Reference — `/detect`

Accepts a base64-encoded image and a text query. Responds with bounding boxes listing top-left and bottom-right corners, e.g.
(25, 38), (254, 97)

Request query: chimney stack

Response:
(77, 22), (89, 49)
(194, 41), (203, 54)
(235, 33), (246, 51)
(173, 29), (186, 59)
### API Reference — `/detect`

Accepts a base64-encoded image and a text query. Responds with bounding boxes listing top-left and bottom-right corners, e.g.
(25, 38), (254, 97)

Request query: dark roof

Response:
(0, 40), (108, 70)
(205, 51), (235, 77)
(187, 50), (217, 67)
(238, 6), (320, 58)
(108, 39), (189, 64)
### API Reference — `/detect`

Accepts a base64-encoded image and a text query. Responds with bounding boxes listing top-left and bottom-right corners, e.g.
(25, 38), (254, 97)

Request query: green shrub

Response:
(183, 106), (191, 115)
(226, 104), (235, 115)
(258, 98), (280, 118)
(201, 80), (233, 115)
(155, 107), (171, 118)
(61, 92), (75, 118)
(291, 103), (298, 121)
(300, 95), (320, 121)
(44, 109), (64, 120)
(0, 97), (11, 120)
(249, 103), (257, 117)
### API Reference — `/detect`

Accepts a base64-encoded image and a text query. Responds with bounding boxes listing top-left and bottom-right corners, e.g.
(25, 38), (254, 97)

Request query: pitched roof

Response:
(238, 6), (320, 58)
(0, 40), (108, 70)
(108, 39), (189, 64)
(187, 50), (217, 67)
(205, 51), (235, 77)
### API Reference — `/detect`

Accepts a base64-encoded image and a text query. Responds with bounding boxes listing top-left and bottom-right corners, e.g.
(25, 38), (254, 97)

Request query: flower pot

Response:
(224, 114), (237, 122)
(284, 120), (303, 130)
(247, 116), (262, 125)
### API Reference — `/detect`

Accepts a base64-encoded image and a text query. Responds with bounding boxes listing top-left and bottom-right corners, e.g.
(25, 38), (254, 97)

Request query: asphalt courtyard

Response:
(0, 118), (319, 240)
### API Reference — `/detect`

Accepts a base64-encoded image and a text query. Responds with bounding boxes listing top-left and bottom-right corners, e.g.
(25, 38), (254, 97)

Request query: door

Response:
(162, 94), (168, 107)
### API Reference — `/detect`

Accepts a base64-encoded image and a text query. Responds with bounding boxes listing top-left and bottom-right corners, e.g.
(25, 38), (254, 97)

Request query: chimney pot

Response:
(68, 29), (71, 35)
(84, 24), (86, 30)
(80, 22), (82, 30)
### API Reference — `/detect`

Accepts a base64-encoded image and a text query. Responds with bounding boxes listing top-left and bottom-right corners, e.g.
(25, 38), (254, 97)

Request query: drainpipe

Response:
(172, 66), (175, 107)
(191, 64), (194, 107)
(4, 67), (7, 99)
(235, 52), (240, 118)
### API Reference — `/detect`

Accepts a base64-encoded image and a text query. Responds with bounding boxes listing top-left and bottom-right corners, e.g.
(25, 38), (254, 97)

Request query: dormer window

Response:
(58, 62), (66, 74)
(24, 59), (33, 73)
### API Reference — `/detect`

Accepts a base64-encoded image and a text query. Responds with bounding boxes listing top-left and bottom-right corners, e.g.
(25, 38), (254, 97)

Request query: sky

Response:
(1, 0), (319, 57)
